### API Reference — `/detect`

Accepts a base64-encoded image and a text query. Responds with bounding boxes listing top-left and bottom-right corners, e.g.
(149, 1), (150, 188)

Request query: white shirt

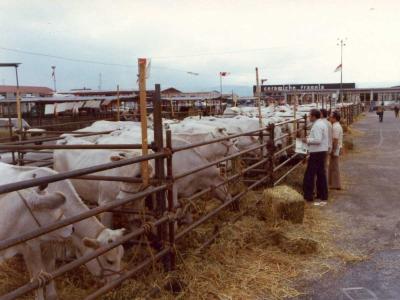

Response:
(332, 122), (343, 156)
(307, 119), (329, 153)
(321, 118), (333, 152)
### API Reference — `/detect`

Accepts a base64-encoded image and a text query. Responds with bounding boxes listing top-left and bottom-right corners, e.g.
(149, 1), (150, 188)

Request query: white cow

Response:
(61, 120), (141, 143)
(0, 163), (126, 300)
(54, 146), (150, 228)
(0, 182), (72, 300)
(54, 129), (233, 228)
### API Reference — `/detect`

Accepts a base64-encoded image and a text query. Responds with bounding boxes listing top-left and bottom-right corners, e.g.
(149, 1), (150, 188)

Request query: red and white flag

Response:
(219, 72), (230, 76)
(334, 64), (342, 72)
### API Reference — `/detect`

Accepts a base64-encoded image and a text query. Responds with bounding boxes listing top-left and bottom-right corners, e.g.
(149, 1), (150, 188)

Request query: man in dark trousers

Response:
(303, 109), (329, 204)
(394, 105), (399, 118)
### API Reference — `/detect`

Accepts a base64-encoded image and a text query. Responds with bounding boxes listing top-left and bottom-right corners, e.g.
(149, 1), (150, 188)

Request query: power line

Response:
(0, 46), (200, 75)
(0, 46), (135, 68)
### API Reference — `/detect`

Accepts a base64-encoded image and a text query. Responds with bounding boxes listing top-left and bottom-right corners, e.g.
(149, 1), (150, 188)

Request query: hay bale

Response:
(261, 186), (304, 224)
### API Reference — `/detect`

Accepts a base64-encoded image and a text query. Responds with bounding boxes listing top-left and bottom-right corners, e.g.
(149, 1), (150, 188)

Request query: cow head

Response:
(23, 189), (73, 240)
(82, 228), (126, 282)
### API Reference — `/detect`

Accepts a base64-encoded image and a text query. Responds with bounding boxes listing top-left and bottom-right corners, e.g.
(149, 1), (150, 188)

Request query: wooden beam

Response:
(138, 58), (149, 185)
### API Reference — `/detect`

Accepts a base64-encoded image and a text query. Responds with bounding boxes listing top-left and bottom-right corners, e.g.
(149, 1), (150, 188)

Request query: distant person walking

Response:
(303, 109), (329, 204)
(329, 111), (343, 190)
(377, 105), (384, 122)
(394, 105), (399, 118)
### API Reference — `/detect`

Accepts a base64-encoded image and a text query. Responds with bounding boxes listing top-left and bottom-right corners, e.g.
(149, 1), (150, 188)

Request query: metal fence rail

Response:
(0, 89), (362, 300)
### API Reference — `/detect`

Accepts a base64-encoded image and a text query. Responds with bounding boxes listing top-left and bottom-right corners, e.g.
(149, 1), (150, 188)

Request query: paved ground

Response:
(301, 112), (400, 300)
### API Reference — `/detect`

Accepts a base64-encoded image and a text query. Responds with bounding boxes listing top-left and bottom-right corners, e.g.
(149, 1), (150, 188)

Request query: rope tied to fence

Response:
(141, 221), (156, 236)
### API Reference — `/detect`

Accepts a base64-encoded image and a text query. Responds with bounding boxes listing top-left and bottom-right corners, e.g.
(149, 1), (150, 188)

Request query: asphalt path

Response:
(300, 112), (400, 300)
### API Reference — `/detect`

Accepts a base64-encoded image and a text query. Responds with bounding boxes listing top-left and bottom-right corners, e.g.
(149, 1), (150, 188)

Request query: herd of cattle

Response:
(0, 103), (323, 300)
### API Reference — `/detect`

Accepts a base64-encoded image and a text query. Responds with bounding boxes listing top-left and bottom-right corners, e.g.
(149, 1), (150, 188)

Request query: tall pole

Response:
(98, 73), (102, 90)
(219, 73), (223, 114)
(219, 73), (222, 96)
(116, 84), (120, 121)
(138, 58), (149, 185)
(15, 66), (22, 137)
(340, 41), (343, 104)
(255, 67), (262, 127)
(51, 66), (57, 92)
(337, 38), (347, 104)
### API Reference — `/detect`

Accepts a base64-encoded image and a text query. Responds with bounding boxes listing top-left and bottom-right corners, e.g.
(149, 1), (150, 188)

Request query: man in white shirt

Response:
(303, 109), (329, 202)
(329, 111), (343, 189)
(320, 109), (333, 153)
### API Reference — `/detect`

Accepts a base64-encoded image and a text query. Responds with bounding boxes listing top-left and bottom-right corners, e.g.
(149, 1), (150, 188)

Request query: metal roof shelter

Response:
(0, 85), (53, 96)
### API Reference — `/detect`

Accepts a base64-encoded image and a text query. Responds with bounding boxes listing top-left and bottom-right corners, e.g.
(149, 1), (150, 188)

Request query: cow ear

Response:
(83, 237), (101, 249)
(115, 228), (127, 237)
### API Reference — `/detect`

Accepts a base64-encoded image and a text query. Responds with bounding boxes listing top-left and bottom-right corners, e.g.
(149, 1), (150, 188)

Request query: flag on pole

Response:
(51, 66), (56, 79)
(219, 72), (230, 76)
(334, 64), (342, 72)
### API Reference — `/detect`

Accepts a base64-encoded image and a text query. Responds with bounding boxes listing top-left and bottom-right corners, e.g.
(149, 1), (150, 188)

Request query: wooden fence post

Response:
(165, 129), (176, 271)
(267, 123), (275, 186)
(138, 58), (149, 186)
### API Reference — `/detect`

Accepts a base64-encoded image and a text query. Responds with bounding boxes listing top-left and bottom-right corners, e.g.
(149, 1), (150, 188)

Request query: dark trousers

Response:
(378, 112), (383, 122)
(303, 151), (328, 201)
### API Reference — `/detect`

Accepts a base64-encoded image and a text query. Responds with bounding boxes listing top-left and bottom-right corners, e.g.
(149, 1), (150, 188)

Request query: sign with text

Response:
(254, 83), (356, 93)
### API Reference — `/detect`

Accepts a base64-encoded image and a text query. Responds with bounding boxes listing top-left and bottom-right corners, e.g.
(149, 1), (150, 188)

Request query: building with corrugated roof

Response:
(0, 85), (53, 99)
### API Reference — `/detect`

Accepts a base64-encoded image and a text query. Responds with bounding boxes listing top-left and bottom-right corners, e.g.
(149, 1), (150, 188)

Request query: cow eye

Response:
(108, 239), (113, 244)
(106, 259), (115, 265)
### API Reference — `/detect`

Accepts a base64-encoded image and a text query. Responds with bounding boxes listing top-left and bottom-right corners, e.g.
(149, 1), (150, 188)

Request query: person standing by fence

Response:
(303, 109), (329, 204)
(329, 111), (343, 190)
(394, 105), (399, 118)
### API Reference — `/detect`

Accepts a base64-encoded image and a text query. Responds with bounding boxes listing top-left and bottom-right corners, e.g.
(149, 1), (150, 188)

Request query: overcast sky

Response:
(0, 0), (399, 94)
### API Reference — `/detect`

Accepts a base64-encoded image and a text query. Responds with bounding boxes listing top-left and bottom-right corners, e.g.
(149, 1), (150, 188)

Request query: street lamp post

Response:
(337, 38), (347, 104)
(51, 66), (57, 92)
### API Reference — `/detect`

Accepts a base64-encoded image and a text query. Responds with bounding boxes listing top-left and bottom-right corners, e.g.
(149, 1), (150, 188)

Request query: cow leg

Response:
(22, 243), (46, 300)
(41, 245), (58, 300)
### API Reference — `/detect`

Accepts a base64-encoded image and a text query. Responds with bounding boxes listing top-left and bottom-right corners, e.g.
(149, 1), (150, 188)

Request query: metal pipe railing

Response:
(0, 185), (167, 252)
(0, 214), (169, 300)
(174, 142), (267, 180)
(0, 152), (165, 194)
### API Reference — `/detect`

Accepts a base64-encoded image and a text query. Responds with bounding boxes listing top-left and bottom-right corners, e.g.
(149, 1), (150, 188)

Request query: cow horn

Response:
(32, 192), (66, 210)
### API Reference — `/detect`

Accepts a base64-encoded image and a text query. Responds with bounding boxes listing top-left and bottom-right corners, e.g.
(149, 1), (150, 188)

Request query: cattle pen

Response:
(0, 84), (362, 300)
